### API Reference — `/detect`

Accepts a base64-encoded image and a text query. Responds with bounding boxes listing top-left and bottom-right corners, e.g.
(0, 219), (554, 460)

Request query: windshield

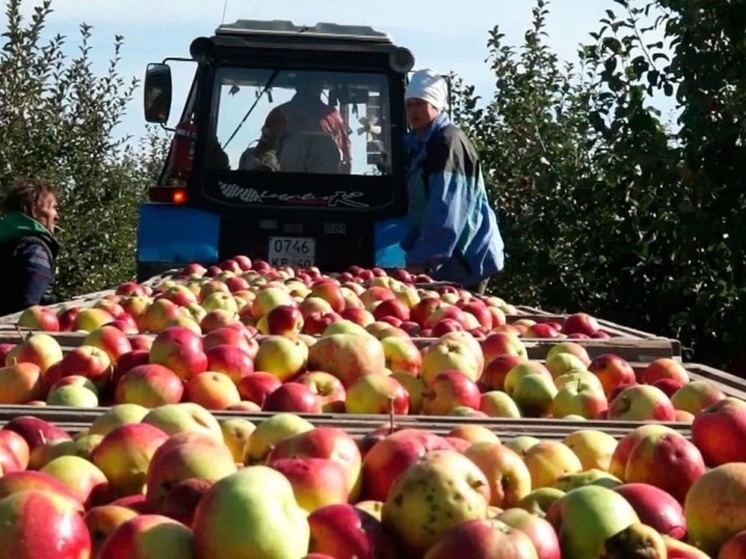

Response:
(209, 67), (392, 176)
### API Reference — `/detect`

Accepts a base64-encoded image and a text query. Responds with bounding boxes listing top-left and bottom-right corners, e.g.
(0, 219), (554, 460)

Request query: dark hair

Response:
(0, 177), (59, 216)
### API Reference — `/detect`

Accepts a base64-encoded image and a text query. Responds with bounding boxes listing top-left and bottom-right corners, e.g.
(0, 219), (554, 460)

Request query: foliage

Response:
(0, 0), (167, 300)
(452, 0), (746, 368)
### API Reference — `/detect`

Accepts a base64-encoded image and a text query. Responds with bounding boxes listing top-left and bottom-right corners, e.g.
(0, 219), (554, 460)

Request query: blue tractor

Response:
(138, 19), (417, 280)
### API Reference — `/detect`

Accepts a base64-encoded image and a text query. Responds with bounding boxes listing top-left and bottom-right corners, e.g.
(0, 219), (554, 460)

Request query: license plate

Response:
(268, 236), (316, 268)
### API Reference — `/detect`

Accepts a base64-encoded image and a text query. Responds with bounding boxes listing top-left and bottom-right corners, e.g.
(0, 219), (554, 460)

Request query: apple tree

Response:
(0, 0), (167, 300)
(452, 0), (746, 369)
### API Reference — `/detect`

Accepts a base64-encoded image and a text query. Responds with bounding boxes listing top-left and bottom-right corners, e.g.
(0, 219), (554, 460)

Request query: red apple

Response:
(267, 426), (363, 500)
(0, 429), (29, 473)
(97, 513), (194, 558)
(262, 382), (323, 413)
(0, 489), (91, 557)
(642, 358), (690, 385)
(497, 507), (562, 559)
(652, 378), (685, 398)
(691, 397), (746, 466)
(17, 304), (60, 331)
(409, 297), (443, 327)
(84, 504), (140, 557)
(372, 298), (410, 323)
(361, 428), (452, 502)
(479, 354), (525, 392)
(479, 331), (527, 364)
(116, 281), (149, 296)
(308, 503), (400, 559)
(309, 279), (346, 313)
(112, 349), (150, 386)
(460, 300), (493, 331)
(613, 483), (687, 540)
(114, 364), (184, 407)
(720, 530), (746, 559)
(91, 423), (171, 498)
(184, 371), (241, 410)
(3, 415), (72, 454)
(0, 362), (45, 405)
(523, 322), (562, 339)
(340, 307), (375, 327)
(607, 384), (677, 421)
(107, 314), (140, 335)
(561, 312), (600, 336)
(268, 457), (351, 513)
(204, 344), (254, 383)
(129, 335), (154, 352)
(623, 429), (706, 504)
(149, 326), (208, 381)
(57, 306), (82, 332)
(265, 304), (304, 336)
(54, 344), (112, 391)
(202, 325), (258, 357)
(421, 370), (481, 415)
(424, 306), (468, 330)
(236, 371), (282, 407)
(296, 371), (347, 412)
(144, 432), (237, 512)
(587, 353), (637, 396)
(160, 478), (214, 528)
(82, 325), (133, 364)
(423, 518), (538, 559)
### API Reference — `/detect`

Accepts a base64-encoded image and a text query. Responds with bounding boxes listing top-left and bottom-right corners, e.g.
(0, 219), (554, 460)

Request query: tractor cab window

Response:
(210, 68), (391, 175)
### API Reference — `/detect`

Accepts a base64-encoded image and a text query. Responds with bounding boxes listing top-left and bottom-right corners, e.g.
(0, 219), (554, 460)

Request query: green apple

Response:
(382, 449), (490, 557)
(546, 485), (640, 559)
(518, 487), (566, 518)
(141, 402), (224, 443)
(479, 391), (522, 418)
(192, 465), (310, 559)
(89, 403), (149, 437)
(511, 373), (557, 417)
(47, 385), (99, 407)
(244, 413), (314, 465)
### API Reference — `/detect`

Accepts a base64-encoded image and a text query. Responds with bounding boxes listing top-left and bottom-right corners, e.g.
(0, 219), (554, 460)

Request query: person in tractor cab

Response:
(244, 77), (352, 174)
(401, 69), (504, 294)
(0, 177), (60, 315)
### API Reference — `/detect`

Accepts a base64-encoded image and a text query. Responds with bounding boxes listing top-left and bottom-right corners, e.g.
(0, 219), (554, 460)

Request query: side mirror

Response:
(143, 63), (173, 124)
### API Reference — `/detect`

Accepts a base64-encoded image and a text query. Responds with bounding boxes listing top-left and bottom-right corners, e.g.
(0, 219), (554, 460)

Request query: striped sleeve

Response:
(404, 130), (476, 268)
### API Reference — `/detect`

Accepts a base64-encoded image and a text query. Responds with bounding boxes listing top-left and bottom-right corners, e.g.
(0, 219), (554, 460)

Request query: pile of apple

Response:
(0, 303), (734, 428)
(16, 255), (615, 341)
(0, 399), (745, 558)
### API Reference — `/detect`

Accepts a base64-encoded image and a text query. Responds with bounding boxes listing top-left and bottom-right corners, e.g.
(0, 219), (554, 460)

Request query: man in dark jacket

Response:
(0, 177), (60, 315)
(401, 69), (504, 293)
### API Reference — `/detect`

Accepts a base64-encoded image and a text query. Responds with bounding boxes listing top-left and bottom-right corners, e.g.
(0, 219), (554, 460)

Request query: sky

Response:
(14, 0), (668, 141)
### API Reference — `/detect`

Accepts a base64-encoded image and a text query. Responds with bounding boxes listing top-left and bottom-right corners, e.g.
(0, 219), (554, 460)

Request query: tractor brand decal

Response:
(218, 182), (370, 208)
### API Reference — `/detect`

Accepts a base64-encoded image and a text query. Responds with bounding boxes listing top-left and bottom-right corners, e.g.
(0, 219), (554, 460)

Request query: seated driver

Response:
(243, 78), (351, 173)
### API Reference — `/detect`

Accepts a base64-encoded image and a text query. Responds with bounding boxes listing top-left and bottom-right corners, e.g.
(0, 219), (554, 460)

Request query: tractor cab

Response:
(138, 19), (415, 280)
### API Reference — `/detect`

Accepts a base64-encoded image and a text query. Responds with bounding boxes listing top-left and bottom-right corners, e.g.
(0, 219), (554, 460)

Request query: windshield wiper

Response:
(222, 68), (281, 150)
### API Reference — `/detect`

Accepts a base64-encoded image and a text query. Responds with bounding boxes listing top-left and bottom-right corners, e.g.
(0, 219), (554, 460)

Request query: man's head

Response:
(405, 69), (448, 133)
(1, 177), (59, 233)
(294, 76), (324, 101)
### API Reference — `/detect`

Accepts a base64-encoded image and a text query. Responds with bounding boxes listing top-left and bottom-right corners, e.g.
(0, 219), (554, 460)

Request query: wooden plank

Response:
(523, 338), (678, 362)
(508, 307), (682, 356)
(0, 405), (692, 438)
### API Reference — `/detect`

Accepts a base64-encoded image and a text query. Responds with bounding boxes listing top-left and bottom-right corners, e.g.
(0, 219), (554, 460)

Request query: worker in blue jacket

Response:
(0, 177), (60, 315)
(401, 69), (505, 294)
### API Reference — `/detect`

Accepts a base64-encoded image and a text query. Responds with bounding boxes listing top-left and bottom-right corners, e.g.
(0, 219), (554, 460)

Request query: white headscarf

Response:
(405, 69), (448, 112)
